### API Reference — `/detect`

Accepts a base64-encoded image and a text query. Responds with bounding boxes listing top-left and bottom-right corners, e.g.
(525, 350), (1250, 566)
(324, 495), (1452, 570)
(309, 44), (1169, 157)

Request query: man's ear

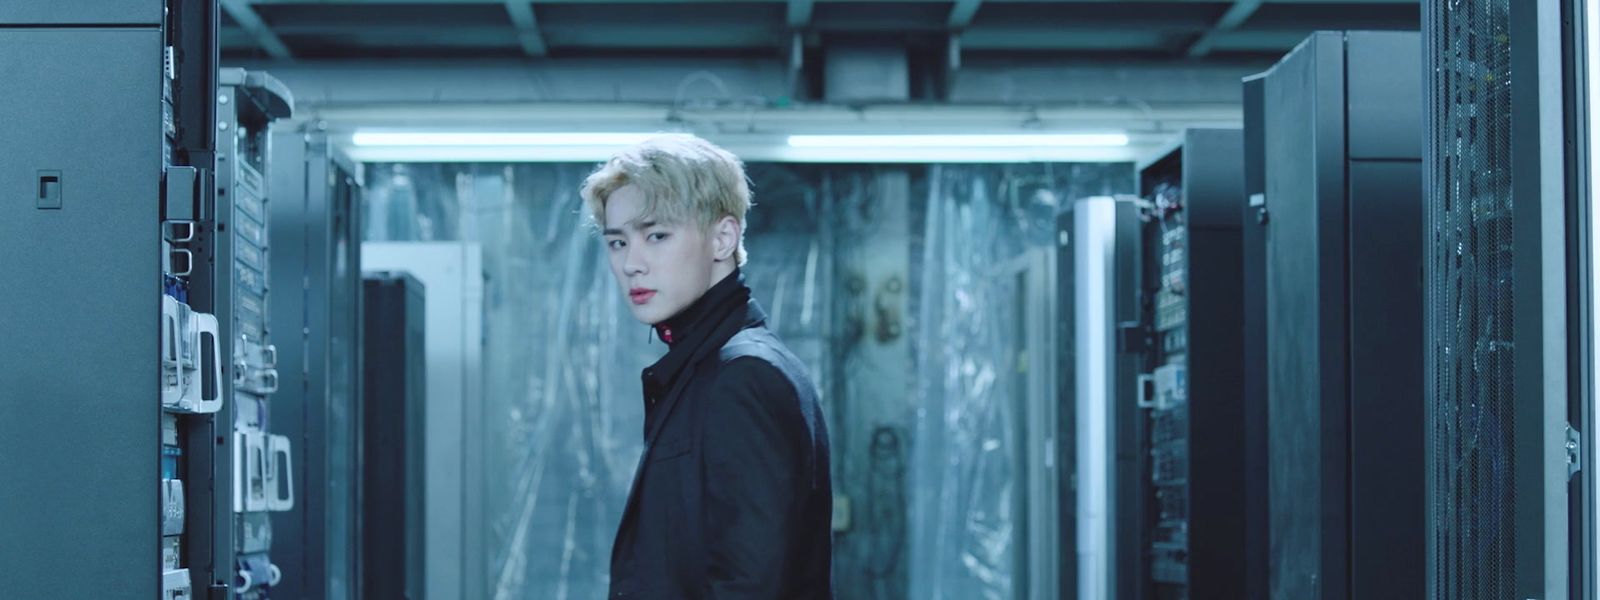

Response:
(711, 215), (741, 262)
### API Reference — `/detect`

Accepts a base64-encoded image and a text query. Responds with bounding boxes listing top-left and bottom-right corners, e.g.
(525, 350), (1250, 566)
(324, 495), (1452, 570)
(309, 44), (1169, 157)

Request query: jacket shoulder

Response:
(718, 327), (818, 401)
(714, 327), (829, 459)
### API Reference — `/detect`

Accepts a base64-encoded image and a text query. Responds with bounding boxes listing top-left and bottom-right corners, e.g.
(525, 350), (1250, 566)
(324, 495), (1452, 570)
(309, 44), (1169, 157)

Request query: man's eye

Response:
(648, 232), (669, 242)
(607, 239), (625, 249)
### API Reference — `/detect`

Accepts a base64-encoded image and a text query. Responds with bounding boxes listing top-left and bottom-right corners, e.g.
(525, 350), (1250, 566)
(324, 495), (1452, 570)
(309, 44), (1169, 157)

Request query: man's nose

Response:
(623, 248), (647, 276)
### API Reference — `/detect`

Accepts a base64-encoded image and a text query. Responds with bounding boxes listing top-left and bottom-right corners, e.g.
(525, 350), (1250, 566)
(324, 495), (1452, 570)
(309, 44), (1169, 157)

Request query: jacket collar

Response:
(641, 269), (761, 398)
(653, 268), (747, 347)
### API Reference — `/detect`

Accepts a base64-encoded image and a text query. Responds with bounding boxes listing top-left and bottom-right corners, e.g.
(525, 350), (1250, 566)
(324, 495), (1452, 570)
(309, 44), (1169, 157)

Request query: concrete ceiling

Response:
(222, 0), (1419, 63)
(224, 0), (1418, 158)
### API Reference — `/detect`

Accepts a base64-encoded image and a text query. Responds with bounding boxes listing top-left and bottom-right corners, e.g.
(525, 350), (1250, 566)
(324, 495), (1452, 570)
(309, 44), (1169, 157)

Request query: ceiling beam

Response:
(787, 0), (814, 28)
(505, 1), (549, 57)
(1186, 0), (1263, 57)
(222, 0), (293, 60)
(948, 0), (982, 28)
(242, 0), (1414, 4)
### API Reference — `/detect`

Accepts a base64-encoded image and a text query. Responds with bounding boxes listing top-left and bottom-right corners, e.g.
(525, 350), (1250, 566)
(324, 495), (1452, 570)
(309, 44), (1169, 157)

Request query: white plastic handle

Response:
(178, 303), (197, 366)
(163, 220), (196, 243)
(249, 435), (269, 512)
(1136, 373), (1157, 409)
(161, 298), (184, 409)
(232, 431), (247, 514)
(161, 296), (180, 368)
(269, 434), (295, 511)
(268, 564), (283, 587)
(194, 313), (224, 414)
(237, 569), (254, 593)
(258, 368), (280, 395)
(169, 248), (193, 276)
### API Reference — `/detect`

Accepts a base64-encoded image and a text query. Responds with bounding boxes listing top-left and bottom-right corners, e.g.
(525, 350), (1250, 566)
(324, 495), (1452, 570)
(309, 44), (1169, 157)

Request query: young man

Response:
(582, 134), (834, 599)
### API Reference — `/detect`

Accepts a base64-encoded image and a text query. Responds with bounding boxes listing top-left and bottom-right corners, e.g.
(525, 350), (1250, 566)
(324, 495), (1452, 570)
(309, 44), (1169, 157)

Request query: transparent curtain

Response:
(361, 160), (1131, 600)
(907, 164), (1131, 600)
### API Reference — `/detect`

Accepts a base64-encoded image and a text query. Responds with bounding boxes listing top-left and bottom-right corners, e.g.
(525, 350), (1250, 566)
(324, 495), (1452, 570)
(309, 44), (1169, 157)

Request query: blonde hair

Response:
(581, 134), (752, 266)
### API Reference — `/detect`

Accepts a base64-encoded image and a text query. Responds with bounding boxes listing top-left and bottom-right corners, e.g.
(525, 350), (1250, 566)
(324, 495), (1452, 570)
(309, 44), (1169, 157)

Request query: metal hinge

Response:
(1566, 423), (1581, 481)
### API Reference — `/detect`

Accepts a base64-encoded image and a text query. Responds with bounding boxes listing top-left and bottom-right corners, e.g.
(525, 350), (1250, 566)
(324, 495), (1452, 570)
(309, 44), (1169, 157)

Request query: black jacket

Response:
(609, 271), (834, 600)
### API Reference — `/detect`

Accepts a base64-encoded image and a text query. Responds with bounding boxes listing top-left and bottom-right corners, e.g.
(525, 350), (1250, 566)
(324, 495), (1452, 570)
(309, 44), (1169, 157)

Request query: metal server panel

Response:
(1260, 31), (1424, 600)
(0, 25), (164, 598)
(269, 128), (366, 600)
(1239, 73), (1270, 600)
(1424, 2), (1576, 597)
(1136, 128), (1246, 600)
(1, 3), (218, 598)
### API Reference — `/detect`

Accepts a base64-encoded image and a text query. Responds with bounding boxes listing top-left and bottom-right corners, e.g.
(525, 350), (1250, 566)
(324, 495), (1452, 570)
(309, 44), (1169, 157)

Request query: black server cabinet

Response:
(1424, 1), (1577, 598)
(1134, 129), (1247, 600)
(1258, 31), (1424, 600)
(1240, 73), (1270, 600)
(270, 130), (365, 600)
(1057, 215), (1077, 600)
(0, 2), (218, 598)
(362, 273), (428, 600)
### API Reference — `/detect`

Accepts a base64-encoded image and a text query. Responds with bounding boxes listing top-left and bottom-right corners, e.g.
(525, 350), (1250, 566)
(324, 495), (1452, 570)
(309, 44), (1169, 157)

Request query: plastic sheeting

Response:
(367, 163), (651, 599)
(361, 160), (1131, 600)
(363, 163), (834, 600)
(908, 164), (1132, 600)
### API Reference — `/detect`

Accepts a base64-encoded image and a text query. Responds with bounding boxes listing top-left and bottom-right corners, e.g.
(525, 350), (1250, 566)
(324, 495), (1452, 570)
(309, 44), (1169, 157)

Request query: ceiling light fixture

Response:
(350, 132), (658, 147)
(786, 133), (1130, 148)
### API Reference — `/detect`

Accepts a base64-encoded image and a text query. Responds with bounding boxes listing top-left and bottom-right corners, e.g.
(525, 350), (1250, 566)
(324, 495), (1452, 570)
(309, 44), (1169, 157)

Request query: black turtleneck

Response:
(639, 269), (764, 438)
(652, 268), (748, 347)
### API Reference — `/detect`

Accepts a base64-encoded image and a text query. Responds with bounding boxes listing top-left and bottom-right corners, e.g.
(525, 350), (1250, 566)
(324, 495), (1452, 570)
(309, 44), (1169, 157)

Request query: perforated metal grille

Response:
(1427, 1), (1517, 598)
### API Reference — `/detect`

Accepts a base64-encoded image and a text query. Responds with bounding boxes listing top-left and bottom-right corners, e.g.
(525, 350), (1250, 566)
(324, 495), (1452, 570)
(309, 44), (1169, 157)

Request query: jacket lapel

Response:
(612, 304), (753, 559)
(619, 361), (702, 513)
(610, 298), (771, 566)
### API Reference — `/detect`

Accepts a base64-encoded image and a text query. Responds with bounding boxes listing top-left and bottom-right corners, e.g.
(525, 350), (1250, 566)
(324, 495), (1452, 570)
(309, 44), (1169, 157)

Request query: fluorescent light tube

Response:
(343, 144), (1142, 164)
(786, 133), (1130, 148)
(351, 132), (657, 147)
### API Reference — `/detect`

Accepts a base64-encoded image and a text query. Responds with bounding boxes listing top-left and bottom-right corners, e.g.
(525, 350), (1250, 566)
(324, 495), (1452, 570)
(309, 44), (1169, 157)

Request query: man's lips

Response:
(630, 289), (656, 305)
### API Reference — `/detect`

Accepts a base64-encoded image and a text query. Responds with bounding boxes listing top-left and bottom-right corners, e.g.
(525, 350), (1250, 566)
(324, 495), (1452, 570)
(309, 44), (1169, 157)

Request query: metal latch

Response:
(1249, 193), (1269, 225)
(1567, 423), (1581, 481)
(1116, 321), (1151, 353)
(163, 166), (200, 221)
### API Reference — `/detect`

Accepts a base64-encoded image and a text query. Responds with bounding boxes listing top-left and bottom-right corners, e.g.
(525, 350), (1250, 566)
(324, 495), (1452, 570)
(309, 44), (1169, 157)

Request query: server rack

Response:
(1239, 73), (1270, 600)
(1056, 221), (1079, 600)
(1256, 31), (1425, 599)
(1133, 129), (1247, 600)
(269, 128), (365, 600)
(1062, 196), (1144, 600)
(1005, 247), (1064, 600)
(0, 2), (218, 598)
(362, 272), (428, 600)
(1425, 1), (1579, 598)
(203, 68), (295, 599)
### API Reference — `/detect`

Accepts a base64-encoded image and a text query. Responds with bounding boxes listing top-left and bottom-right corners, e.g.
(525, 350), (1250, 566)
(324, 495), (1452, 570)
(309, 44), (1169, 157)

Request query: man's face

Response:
(602, 184), (718, 325)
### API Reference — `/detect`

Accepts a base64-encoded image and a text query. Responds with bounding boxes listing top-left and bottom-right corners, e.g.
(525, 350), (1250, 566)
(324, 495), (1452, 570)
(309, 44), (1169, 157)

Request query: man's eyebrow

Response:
(602, 218), (662, 236)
